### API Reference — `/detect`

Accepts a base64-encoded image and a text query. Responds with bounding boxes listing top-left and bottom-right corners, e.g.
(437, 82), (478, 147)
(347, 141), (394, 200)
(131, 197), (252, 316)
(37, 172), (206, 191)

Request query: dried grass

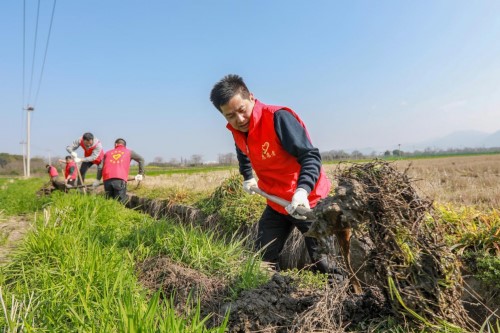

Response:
(323, 154), (500, 210)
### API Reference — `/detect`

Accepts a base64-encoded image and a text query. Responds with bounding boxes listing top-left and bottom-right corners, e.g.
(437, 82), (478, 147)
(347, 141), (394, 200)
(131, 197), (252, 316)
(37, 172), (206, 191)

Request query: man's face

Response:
(220, 93), (255, 133)
(83, 139), (93, 147)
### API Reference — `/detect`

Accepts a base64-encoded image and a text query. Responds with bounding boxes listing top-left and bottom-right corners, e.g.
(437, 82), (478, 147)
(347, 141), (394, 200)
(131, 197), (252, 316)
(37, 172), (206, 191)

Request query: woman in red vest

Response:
(210, 74), (338, 282)
(96, 138), (145, 204)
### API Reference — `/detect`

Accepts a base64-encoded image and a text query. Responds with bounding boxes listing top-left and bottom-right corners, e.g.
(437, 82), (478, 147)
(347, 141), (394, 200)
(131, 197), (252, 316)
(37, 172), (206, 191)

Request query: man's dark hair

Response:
(82, 132), (94, 141)
(115, 138), (127, 146)
(210, 74), (251, 112)
(46, 164), (50, 168)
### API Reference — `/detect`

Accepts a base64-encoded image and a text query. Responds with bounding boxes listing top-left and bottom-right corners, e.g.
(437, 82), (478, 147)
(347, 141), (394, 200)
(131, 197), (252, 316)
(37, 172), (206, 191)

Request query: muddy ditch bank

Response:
(125, 193), (499, 327)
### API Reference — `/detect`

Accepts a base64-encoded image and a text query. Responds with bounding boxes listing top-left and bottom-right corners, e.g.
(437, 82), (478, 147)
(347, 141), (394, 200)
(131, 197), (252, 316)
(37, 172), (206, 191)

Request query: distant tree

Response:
(392, 149), (402, 156)
(384, 150), (391, 157)
(0, 157), (7, 168)
(218, 152), (235, 165)
(351, 150), (364, 160)
(190, 154), (203, 166)
(168, 158), (179, 166)
(153, 156), (164, 164)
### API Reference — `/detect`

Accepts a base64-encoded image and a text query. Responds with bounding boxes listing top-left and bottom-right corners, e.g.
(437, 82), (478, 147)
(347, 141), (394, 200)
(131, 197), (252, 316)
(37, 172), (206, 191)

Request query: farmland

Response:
(0, 154), (499, 332)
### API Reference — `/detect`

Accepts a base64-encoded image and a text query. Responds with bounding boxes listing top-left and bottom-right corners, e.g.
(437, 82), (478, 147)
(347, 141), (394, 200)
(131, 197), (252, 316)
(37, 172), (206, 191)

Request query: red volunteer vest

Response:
(79, 138), (104, 165)
(48, 166), (58, 177)
(102, 145), (132, 181)
(227, 99), (330, 214)
(65, 162), (77, 180)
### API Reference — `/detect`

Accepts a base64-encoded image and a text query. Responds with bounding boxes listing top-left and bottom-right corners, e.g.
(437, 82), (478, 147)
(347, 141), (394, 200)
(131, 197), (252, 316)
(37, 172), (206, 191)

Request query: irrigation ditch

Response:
(124, 181), (499, 332)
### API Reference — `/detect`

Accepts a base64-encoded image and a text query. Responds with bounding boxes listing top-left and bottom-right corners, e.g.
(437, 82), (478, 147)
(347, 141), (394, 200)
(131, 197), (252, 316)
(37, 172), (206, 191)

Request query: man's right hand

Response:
(92, 180), (100, 188)
(243, 178), (258, 194)
(71, 152), (78, 158)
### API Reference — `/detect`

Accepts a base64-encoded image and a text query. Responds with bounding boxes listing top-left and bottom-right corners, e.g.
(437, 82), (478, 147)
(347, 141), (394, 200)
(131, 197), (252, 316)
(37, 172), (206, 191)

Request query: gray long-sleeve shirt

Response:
(66, 137), (103, 163)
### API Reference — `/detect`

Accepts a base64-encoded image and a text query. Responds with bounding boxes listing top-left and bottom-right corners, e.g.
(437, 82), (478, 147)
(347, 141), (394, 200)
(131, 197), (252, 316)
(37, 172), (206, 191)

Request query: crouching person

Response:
(96, 138), (145, 204)
(57, 155), (78, 188)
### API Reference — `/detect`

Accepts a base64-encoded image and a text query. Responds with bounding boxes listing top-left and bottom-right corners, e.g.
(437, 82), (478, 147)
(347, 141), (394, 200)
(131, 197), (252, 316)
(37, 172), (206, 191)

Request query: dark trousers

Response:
(104, 178), (128, 204)
(256, 205), (331, 274)
(77, 162), (102, 184)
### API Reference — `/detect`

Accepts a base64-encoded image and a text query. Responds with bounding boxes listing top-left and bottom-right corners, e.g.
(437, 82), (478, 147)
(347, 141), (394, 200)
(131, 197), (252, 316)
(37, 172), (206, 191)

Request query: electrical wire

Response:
(27, 0), (41, 105)
(34, 0), (57, 106)
(22, 0), (26, 108)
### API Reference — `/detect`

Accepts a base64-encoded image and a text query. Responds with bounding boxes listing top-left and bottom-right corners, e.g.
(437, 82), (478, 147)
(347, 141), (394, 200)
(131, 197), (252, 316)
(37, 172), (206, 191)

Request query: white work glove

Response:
(286, 188), (310, 220)
(92, 180), (100, 188)
(134, 174), (143, 181)
(74, 157), (81, 163)
(242, 178), (258, 194)
(71, 152), (78, 158)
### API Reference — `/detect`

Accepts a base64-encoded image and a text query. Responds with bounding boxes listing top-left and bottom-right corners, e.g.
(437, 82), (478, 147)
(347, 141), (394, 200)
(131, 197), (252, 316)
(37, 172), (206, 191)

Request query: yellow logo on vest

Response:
(261, 142), (276, 160)
(110, 150), (125, 164)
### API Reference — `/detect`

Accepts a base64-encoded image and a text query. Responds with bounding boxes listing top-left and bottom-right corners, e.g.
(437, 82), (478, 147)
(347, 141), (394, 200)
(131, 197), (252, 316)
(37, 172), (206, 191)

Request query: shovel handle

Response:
(250, 186), (312, 216)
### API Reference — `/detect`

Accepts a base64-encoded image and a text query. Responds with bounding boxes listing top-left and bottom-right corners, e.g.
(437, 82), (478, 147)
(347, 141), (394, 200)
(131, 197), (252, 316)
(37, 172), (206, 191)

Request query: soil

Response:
(0, 216), (30, 264)
(136, 255), (391, 332)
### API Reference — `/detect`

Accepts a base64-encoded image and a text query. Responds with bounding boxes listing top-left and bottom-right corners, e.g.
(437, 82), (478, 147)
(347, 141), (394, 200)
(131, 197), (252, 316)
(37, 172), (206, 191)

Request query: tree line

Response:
(2, 146), (500, 176)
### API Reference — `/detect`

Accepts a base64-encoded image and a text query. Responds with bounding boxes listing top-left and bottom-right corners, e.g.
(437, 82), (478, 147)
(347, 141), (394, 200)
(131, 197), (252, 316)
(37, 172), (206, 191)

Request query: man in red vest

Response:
(57, 155), (78, 187)
(66, 132), (104, 184)
(96, 138), (145, 204)
(210, 74), (337, 281)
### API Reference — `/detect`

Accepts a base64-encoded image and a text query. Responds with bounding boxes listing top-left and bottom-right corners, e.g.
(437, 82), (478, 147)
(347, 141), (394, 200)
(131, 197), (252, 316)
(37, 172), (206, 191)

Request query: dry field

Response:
(393, 154), (500, 210)
(137, 155), (500, 210)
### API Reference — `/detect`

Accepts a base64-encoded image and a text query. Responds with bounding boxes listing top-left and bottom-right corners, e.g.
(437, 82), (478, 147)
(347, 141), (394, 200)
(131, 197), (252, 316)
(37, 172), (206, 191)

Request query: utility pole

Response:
(20, 141), (27, 177)
(398, 143), (401, 159)
(25, 105), (34, 178)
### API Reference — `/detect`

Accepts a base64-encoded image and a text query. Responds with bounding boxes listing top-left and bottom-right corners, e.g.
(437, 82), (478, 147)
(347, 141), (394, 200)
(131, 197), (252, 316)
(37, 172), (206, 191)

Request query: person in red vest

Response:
(66, 132), (104, 184)
(95, 138), (145, 204)
(57, 155), (78, 187)
(210, 74), (338, 281)
(46, 164), (59, 182)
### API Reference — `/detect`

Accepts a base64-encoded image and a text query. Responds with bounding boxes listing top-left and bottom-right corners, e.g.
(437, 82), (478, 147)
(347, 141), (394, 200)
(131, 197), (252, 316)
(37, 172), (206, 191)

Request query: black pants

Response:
(78, 162), (102, 184)
(104, 178), (128, 204)
(256, 205), (331, 274)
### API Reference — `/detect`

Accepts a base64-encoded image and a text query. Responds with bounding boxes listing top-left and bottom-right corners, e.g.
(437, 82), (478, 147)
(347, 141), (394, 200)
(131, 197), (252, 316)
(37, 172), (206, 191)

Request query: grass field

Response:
(0, 154), (498, 332)
(132, 154), (500, 210)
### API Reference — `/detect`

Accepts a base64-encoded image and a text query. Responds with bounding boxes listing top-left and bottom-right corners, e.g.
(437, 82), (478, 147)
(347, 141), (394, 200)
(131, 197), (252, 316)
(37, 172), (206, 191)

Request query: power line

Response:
(27, 0), (41, 105)
(22, 0), (26, 108)
(34, 0), (57, 106)
(22, 0), (27, 140)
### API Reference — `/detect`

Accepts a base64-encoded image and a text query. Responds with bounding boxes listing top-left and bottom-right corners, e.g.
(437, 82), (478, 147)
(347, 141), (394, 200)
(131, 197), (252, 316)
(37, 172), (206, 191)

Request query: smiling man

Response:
(210, 74), (335, 280)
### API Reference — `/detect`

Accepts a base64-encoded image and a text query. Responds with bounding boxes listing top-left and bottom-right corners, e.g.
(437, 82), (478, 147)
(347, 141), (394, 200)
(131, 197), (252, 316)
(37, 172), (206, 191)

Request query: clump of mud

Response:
(138, 257), (389, 332)
(309, 160), (478, 330)
(137, 256), (227, 314)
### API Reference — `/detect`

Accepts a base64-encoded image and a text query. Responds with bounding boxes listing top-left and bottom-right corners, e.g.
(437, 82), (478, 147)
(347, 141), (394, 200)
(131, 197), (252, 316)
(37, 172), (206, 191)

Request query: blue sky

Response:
(2, 1), (500, 163)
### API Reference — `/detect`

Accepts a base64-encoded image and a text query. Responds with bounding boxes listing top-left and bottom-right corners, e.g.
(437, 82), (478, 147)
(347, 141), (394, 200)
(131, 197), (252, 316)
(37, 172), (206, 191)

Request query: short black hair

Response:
(115, 138), (126, 146)
(65, 155), (72, 160)
(210, 74), (251, 112)
(46, 164), (50, 168)
(82, 132), (94, 141)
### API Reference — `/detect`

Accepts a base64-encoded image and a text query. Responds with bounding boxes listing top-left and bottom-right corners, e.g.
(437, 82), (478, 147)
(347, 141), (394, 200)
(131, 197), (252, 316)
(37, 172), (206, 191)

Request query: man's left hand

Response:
(286, 188), (310, 220)
(135, 174), (143, 181)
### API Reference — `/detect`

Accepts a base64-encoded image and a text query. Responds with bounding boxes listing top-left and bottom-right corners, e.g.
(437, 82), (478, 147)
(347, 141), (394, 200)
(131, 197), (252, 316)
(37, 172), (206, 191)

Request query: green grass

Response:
(196, 173), (265, 234)
(0, 178), (52, 215)
(0, 178), (268, 331)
